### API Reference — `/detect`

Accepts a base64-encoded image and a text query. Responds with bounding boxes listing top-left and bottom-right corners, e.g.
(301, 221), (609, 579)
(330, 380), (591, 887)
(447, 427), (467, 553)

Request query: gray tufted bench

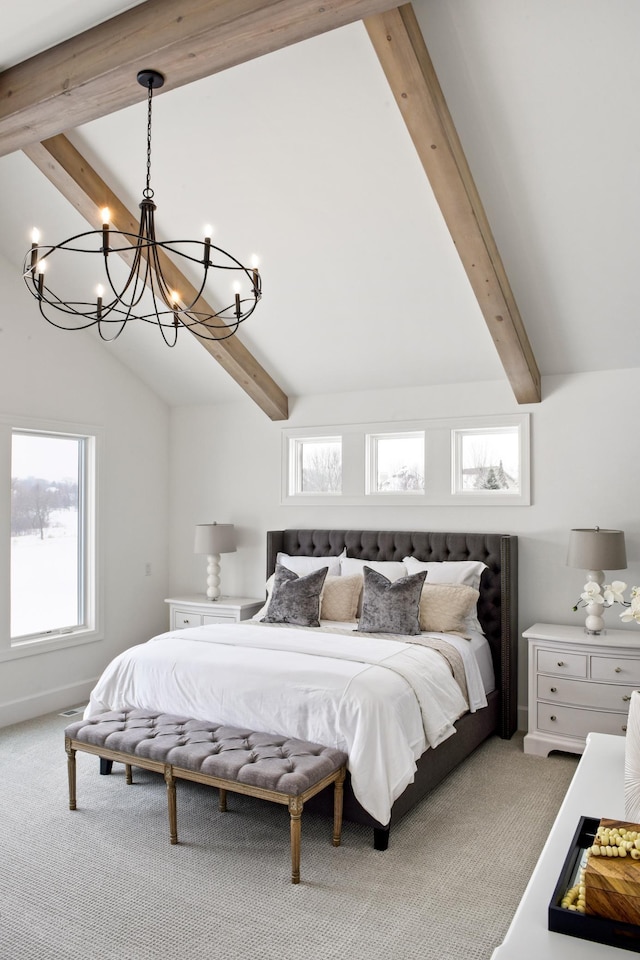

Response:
(64, 710), (347, 884)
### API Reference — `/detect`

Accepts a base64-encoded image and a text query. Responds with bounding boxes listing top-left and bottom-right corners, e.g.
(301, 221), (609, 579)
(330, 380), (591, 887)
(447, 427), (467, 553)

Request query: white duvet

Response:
(85, 621), (469, 825)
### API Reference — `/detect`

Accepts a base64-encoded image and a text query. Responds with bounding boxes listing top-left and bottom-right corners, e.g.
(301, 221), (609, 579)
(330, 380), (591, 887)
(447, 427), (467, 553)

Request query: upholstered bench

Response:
(64, 709), (347, 883)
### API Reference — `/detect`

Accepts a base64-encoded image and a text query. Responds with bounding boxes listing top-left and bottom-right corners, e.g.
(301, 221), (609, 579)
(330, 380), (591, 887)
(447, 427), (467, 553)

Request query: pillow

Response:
(340, 557), (407, 581)
(357, 567), (427, 636)
(262, 564), (328, 627)
(402, 557), (487, 589)
(418, 583), (480, 636)
(320, 575), (362, 622)
(277, 550), (344, 578)
(403, 557), (488, 633)
(340, 558), (408, 615)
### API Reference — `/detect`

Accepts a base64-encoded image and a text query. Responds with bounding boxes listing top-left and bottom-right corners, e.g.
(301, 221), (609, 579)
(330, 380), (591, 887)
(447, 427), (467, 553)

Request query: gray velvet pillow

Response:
(357, 567), (427, 636)
(262, 563), (328, 627)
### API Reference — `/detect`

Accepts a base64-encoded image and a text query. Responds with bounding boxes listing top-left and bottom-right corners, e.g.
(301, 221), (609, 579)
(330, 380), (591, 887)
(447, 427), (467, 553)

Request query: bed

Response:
(89, 528), (518, 850)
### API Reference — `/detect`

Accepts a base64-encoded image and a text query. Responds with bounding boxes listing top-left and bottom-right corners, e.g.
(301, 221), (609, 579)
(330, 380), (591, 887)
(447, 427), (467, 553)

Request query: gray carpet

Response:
(0, 711), (578, 960)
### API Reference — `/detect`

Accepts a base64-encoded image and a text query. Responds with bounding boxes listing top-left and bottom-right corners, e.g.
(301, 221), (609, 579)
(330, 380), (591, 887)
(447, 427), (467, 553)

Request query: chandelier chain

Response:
(144, 79), (154, 200)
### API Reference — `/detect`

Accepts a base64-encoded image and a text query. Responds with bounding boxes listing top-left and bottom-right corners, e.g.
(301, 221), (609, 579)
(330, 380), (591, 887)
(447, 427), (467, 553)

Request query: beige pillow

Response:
(320, 575), (362, 622)
(418, 583), (480, 635)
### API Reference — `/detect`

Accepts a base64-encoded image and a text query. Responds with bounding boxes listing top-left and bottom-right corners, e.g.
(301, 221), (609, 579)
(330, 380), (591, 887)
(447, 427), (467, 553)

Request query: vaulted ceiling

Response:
(1, 1), (638, 415)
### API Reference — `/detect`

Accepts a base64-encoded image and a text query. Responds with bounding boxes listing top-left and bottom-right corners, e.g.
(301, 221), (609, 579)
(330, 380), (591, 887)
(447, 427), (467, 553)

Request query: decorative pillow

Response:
(403, 557), (487, 633)
(418, 583), (480, 636)
(262, 564), (328, 627)
(320, 575), (362, 622)
(277, 551), (344, 578)
(340, 558), (408, 616)
(357, 567), (427, 636)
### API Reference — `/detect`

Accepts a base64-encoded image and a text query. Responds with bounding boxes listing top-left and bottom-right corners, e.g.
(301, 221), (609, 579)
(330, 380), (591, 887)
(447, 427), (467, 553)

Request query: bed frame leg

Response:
(99, 758), (113, 775)
(373, 826), (390, 850)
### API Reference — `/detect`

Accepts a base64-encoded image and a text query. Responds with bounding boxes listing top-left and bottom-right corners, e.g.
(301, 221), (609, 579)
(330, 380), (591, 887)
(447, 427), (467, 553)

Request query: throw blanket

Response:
(85, 621), (469, 824)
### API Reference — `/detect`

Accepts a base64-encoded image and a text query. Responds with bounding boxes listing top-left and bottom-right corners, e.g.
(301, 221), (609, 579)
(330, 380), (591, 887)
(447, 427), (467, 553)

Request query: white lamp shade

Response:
(194, 523), (236, 555)
(567, 528), (627, 571)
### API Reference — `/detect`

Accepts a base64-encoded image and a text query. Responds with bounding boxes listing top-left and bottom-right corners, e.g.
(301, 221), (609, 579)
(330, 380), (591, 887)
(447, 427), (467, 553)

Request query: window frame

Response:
(365, 431), (425, 496)
(451, 417), (530, 503)
(282, 414), (530, 506)
(0, 415), (103, 662)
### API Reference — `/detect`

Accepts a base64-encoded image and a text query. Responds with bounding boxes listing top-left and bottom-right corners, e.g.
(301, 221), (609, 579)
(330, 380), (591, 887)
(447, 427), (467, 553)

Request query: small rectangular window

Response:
(289, 437), (342, 496)
(11, 429), (91, 642)
(366, 432), (424, 494)
(452, 425), (521, 496)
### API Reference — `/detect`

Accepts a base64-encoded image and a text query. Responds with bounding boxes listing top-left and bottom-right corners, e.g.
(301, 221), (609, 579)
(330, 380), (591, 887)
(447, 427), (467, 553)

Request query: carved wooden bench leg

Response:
(125, 763), (133, 785)
(218, 787), (227, 812)
(332, 766), (345, 847)
(164, 764), (177, 845)
(288, 796), (303, 884)
(65, 738), (77, 810)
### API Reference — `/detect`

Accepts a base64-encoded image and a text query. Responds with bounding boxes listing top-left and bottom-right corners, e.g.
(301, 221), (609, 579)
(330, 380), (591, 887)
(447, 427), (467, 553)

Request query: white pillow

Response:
(277, 550), (344, 578)
(403, 557), (488, 633)
(402, 557), (487, 589)
(340, 557), (408, 581)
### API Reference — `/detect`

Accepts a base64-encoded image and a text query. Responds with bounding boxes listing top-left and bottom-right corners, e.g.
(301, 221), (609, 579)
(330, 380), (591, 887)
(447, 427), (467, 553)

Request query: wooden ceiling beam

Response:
(23, 135), (289, 421)
(365, 4), (541, 404)
(0, 0), (400, 157)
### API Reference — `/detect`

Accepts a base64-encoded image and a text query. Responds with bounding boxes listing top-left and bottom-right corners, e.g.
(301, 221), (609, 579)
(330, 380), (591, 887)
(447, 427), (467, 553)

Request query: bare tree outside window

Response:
(298, 439), (342, 494)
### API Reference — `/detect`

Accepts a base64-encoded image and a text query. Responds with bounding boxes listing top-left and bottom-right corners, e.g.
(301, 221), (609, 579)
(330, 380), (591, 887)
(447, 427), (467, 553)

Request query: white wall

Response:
(169, 368), (640, 727)
(0, 253), (170, 726)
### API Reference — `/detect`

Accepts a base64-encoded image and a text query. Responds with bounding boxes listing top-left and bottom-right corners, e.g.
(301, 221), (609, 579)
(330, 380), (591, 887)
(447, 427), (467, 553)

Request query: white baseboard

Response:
(0, 678), (98, 728)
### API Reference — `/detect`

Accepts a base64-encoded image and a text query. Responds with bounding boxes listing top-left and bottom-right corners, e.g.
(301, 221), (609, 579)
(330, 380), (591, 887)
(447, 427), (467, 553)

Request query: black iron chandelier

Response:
(23, 69), (261, 346)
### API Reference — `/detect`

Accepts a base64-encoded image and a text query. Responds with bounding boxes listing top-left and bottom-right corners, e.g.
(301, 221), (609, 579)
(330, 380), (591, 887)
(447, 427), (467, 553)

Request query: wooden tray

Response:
(548, 816), (640, 953)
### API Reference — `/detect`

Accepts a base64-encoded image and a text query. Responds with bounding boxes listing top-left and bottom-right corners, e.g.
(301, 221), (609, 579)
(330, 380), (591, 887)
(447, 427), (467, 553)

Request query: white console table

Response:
(491, 732), (627, 959)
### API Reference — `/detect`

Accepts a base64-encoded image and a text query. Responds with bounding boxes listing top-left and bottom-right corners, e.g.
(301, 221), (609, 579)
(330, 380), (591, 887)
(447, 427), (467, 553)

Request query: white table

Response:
(491, 732), (627, 958)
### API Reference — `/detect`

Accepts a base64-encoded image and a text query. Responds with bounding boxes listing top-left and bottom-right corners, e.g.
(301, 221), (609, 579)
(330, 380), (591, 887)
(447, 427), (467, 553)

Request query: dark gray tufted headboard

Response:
(266, 529), (518, 738)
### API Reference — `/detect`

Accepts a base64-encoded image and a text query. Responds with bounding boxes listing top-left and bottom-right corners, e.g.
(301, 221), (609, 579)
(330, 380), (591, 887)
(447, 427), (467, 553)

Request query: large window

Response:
(0, 418), (101, 659)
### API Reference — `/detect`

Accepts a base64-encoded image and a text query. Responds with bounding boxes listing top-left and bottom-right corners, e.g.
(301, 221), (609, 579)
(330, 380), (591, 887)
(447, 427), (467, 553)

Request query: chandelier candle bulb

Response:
(30, 228), (40, 273)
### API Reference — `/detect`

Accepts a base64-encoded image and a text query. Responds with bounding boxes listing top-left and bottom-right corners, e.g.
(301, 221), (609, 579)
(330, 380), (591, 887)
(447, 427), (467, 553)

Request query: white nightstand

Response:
(523, 622), (640, 757)
(165, 595), (264, 630)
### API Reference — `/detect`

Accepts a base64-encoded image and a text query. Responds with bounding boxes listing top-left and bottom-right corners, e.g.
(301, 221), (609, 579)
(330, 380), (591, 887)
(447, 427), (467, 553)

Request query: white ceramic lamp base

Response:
(584, 569), (605, 634)
(206, 553), (221, 601)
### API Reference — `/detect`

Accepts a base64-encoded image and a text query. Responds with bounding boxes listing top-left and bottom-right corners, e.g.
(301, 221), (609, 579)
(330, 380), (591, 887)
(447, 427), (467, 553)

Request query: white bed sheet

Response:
(85, 621), (471, 825)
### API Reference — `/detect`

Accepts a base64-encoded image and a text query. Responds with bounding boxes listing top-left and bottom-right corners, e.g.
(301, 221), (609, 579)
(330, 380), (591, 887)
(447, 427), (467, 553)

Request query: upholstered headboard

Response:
(266, 529), (518, 738)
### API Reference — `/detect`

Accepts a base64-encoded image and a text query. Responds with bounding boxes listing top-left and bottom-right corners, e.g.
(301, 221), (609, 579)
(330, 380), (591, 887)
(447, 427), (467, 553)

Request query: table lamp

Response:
(194, 522), (236, 601)
(567, 527), (627, 633)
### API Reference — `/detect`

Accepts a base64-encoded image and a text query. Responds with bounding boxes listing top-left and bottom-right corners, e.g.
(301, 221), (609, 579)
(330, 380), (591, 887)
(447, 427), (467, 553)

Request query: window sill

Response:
(0, 629), (103, 662)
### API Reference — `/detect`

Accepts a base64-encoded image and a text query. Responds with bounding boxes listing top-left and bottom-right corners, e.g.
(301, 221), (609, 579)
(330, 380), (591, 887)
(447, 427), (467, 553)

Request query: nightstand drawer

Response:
(591, 655), (640, 683)
(537, 703), (628, 739)
(203, 614), (236, 624)
(537, 650), (587, 678)
(173, 611), (202, 629)
(537, 675), (636, 711)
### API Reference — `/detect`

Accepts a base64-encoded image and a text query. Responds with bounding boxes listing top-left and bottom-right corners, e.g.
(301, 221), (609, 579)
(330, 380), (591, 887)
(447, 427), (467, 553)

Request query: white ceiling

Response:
(1, 0), (638, 409)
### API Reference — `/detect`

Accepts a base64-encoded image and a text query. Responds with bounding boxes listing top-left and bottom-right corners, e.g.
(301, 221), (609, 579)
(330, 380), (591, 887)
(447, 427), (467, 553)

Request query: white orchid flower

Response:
(621, 603), (640, 624)
(603, 581), (627, 606)
(580, 582), (604, 605)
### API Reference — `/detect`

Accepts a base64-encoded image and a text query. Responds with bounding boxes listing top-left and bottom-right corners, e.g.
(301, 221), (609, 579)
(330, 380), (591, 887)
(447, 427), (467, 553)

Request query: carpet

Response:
(0, 711), (578, 960)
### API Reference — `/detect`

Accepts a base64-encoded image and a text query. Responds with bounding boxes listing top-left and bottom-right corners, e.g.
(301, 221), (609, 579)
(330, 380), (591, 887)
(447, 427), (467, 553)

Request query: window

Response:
(288, 436), (342, 496)
(452, 421), (528, 501)
(0, 418), (101, 659)
(366, 432), (424, 494)
(282, 414), (530, 506)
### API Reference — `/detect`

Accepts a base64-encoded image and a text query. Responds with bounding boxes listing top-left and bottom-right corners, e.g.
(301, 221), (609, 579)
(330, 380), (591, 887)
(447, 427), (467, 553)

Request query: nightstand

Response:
(165, 595), (264, 630)
(523, 622), (640, 757)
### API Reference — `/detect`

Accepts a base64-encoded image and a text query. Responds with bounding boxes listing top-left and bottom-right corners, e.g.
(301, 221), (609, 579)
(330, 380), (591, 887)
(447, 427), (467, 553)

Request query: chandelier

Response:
(23, 69), (262, 346)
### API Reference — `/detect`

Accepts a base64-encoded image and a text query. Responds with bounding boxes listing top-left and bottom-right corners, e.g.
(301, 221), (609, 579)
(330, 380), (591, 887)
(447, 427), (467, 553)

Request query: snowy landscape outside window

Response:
(289, 437), (342, 495)
(10, 429), (92, 642)
(366, 432), (424, 494)
(452, 426), (521, 496)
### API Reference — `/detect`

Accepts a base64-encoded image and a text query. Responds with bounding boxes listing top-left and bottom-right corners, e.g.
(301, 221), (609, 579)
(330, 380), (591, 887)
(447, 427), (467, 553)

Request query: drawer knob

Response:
(615, 667), (623, 673)
(182, 619), (189, 624)
(557, 661), (565, 667)
(623, 695), (632, 702)
(550, 715), (557, 722)
(550, 687), (557, 693)
(623, 725), (628, 733)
